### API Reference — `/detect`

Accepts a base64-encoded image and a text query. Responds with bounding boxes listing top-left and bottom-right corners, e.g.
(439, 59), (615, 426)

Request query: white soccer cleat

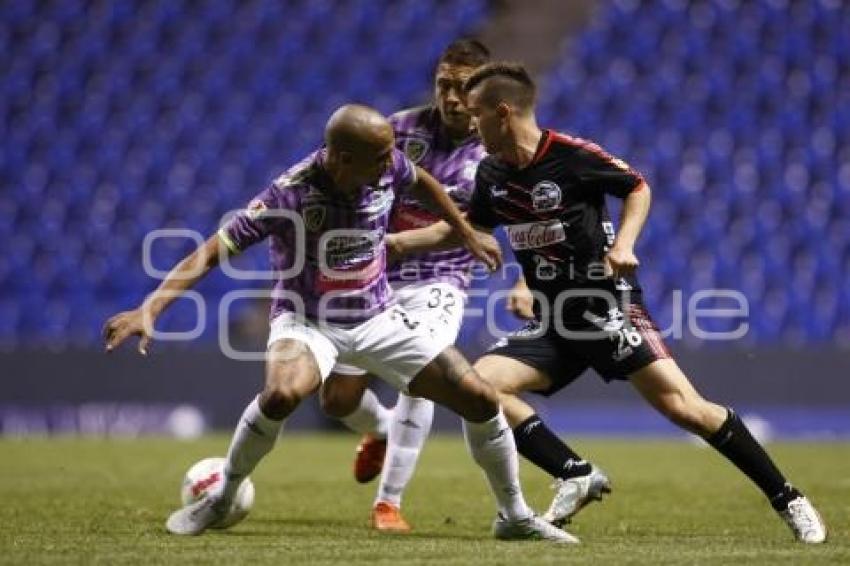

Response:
(165, 495), (228, 536)
(542, 466), (612, 527)
(779, 496), (827, 544)
(492, 513), (580, 544)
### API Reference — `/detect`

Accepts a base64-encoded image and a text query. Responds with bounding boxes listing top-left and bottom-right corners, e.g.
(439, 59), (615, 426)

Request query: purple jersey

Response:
(219, 147), (417, 325)
(387, 106), (485, 291)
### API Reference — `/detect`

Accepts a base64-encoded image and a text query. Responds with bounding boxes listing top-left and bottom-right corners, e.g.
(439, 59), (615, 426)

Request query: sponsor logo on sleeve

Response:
(245, 199), (268, 220)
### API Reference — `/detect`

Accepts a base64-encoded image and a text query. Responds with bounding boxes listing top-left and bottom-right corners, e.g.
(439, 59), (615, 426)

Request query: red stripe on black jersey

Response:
(531, 130), (556, 164)
(549, 131), (644, 192)
(551, 132), (611, 162)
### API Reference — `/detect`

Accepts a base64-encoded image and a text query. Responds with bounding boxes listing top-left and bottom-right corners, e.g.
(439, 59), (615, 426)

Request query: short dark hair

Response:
(463, 62), (536, 112)
(437, 38), (491, 68)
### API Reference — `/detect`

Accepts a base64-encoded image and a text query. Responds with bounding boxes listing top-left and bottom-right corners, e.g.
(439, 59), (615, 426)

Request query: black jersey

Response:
(468, 129), (645, 312)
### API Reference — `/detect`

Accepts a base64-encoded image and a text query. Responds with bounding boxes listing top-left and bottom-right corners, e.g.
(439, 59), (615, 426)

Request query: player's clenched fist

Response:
(102, 308), (153, 355)
(464, 230), (502, 272)
(604, 246), (639, 279)
(506, 277), (535, 320)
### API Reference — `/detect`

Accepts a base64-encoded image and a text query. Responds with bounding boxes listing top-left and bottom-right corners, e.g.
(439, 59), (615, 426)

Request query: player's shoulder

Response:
(547, 130), (612, 160)
(272, 151), (321, 191)
(389, 145), (412, 168)
(389, 105), (437, 135)
(477, 154), (511, 178)
(548, 130), (637, 175)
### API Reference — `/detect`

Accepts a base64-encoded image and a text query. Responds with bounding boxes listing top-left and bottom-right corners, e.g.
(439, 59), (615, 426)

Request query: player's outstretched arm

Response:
(386, 221), (501, 270)
(409, 166), (502, 270)
(102, 234), (228, 355)
(605, 181), (651, 278)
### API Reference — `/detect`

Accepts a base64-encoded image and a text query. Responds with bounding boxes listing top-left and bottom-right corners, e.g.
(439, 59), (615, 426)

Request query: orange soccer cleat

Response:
(370, 502), (411, 533)
(354, 434), (387, 483)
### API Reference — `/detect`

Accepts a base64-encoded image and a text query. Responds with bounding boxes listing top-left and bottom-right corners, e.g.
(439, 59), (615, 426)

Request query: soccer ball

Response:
(180, 457), (255, 529)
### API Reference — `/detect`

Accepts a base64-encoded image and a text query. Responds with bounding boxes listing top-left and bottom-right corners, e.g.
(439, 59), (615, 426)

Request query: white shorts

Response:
(266, 299), (451, 392)
(331, 282), (466, 378)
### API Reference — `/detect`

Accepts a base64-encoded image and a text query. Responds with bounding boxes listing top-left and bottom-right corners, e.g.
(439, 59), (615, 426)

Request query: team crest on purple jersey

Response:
(403, 137), (430, 164)
(303, 205), (326, 231)
(246, 199), (268, 220)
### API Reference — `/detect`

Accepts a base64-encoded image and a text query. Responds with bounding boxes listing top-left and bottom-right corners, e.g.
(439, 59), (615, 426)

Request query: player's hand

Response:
(604, 246), (639, 279)
(102, 308), (154, 355)
(463, 230), (502, 272)
(385, 233), (404, 264)
(506, 279), (535, 320)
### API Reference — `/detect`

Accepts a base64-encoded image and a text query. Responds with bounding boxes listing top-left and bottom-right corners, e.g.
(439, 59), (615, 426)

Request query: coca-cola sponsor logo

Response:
(505, 220), (566, 250)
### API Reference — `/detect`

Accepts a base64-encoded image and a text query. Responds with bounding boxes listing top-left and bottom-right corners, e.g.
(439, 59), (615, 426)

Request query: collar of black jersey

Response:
(503, 129), (554, 170)
(530, 129), (555, 165)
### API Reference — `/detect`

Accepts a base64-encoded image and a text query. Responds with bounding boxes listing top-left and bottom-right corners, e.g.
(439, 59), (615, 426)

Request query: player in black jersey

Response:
(389, 62), (826, 543)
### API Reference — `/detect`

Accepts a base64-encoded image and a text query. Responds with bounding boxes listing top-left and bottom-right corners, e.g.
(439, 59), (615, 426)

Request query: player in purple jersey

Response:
(102, 103), (577, 543)
(391, 63), (827, 543)
(317, 39), (495, 533)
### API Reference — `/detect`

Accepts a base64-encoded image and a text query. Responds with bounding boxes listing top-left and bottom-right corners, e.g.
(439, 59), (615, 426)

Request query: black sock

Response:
(513, 415), (592, 480)
(707, 409), (800, 510)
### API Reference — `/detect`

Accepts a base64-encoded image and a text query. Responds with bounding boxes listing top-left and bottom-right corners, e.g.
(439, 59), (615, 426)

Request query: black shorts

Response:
(486, 291), (671, 396)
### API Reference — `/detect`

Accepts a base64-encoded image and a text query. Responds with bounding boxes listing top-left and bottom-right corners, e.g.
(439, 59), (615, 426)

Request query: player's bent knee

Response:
(260, 382), (309, 417)
(472, 357), (506, 388)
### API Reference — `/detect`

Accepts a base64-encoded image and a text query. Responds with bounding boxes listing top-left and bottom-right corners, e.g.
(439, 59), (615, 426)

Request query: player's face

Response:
(348, 138), (395, 189)
(434, 63), (476, 136)
(465, 87), (506, 155)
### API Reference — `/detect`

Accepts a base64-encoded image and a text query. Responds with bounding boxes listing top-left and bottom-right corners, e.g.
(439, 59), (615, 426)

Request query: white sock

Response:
(339, 388), (390, 439)
(463, 409), (531, 521)
(217, 396), (284, 504)
(375, 393), (434, 507)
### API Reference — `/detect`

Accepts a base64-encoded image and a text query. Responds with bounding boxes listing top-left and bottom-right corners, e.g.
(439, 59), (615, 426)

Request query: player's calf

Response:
(630, 359), (727, 437)
(654, 393), (727, 437)
(319, 373), (370, 418)
(408, 347), (499, 423)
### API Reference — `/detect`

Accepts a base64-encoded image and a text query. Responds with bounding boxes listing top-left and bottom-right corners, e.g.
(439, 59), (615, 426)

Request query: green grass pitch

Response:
(1, 435), (848, 565)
